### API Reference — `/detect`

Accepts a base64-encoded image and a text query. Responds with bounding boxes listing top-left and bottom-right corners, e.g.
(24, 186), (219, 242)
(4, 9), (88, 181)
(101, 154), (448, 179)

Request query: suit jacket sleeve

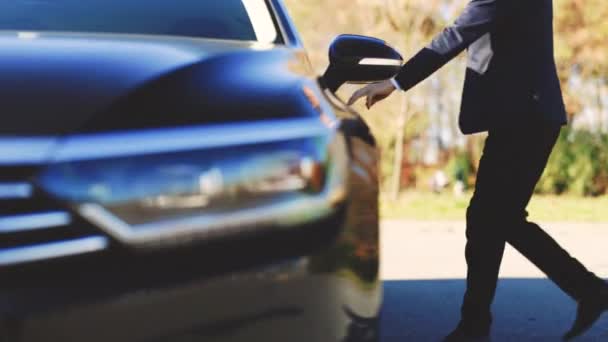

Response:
(394, 0), (499, 92)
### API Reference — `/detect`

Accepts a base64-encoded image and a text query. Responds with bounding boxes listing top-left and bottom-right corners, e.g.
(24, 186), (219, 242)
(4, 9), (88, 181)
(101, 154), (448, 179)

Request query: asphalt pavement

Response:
(380, 220), (608, 341)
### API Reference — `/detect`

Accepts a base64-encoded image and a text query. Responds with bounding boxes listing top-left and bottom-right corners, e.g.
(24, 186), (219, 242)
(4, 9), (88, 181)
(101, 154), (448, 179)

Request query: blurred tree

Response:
(284, 0), (608, 195)
(555, 0), (608, 78)
(554, 0), (608, 121)
(285, 0), (466, 195)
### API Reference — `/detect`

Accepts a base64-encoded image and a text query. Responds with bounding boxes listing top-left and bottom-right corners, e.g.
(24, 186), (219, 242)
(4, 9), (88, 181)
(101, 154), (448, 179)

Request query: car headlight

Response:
(37, 125), (347, 248)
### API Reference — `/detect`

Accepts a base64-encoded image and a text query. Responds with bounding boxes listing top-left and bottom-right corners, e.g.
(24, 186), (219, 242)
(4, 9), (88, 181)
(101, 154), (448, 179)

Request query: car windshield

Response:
(0, 0), (280, 43)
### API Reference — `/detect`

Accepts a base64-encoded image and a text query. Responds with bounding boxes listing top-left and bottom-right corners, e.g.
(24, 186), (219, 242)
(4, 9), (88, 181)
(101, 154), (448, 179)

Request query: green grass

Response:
(381, 191), (608, 222)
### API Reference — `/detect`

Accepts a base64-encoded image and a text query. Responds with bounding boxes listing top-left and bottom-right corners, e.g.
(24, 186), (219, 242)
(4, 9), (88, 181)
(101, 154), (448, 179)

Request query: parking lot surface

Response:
(381, 220), (608, 341)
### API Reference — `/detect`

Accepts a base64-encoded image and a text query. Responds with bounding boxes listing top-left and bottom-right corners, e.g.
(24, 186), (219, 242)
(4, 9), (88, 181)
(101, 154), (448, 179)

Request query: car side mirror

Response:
(321, 34), (403, 92)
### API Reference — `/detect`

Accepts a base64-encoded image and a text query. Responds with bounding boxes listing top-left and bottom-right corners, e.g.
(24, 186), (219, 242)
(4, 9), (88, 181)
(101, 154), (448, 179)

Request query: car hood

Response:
(0, 32), (316, 137)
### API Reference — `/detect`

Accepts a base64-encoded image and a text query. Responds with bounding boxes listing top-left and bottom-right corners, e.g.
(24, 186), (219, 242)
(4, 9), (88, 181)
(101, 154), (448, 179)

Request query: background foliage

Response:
(284, 0), (608, 197)
(538, 128), (608, 196)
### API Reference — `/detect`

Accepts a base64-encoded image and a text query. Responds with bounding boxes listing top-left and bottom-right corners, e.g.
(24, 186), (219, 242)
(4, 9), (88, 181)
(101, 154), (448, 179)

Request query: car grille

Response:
(0, 165), (108, 267)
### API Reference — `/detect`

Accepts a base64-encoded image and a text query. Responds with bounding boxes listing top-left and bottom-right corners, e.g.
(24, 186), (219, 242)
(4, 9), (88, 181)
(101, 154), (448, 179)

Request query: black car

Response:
(0, 1), (403, 341)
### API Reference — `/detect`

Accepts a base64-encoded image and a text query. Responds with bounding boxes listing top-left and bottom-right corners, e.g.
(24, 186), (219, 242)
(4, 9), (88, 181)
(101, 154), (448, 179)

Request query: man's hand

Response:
(347, 80), (397, 109)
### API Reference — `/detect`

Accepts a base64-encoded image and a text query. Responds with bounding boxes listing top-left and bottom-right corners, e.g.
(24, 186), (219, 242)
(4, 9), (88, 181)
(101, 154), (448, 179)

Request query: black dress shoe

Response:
(563, 289), (608, 340)
(443, 322), (490, 342)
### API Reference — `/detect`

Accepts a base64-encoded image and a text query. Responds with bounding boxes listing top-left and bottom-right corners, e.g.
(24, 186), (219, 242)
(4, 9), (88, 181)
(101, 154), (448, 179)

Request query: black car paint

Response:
(0, 35), (314, 135)
(0, 1), (381, 341)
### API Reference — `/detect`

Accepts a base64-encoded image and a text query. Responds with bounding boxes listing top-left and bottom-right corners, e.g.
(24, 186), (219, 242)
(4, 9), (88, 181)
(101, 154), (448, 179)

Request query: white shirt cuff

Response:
(390, 78), (402, 91)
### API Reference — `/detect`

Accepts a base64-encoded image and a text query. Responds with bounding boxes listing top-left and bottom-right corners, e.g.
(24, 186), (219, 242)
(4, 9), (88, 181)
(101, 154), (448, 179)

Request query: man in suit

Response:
(348, 0), (608, 340)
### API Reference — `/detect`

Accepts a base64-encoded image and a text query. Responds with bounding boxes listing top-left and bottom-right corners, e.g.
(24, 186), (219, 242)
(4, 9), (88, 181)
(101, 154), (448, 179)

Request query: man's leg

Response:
(506, 221), (606, 300)
(492, 125), (606, 301)
(445, 128), (511, 341)
(496, 126), (608, 339)
(453, 122), (606, 339)
(459, 129), (509, 330)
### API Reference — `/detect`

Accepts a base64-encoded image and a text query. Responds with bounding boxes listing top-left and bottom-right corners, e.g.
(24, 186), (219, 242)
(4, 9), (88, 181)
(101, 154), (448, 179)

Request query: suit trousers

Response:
(461, 119), (606, 325)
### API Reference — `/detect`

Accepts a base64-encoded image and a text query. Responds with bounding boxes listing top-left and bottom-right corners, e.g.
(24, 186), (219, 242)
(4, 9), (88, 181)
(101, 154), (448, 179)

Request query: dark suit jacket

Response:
(393, 0), (567, 134)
